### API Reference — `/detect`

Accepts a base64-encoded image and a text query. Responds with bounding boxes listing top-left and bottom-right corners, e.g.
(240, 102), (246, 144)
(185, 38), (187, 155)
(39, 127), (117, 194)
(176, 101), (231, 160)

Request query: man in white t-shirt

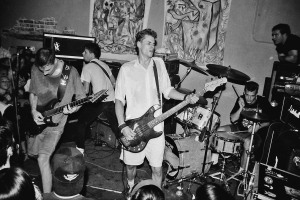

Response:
(76, 43), (120, 154)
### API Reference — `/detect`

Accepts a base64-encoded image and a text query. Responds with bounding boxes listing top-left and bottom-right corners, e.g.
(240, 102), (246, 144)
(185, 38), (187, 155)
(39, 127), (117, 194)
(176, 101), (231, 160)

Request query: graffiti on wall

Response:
(163, 0), (232, 66)
(90, 0), (147, 55)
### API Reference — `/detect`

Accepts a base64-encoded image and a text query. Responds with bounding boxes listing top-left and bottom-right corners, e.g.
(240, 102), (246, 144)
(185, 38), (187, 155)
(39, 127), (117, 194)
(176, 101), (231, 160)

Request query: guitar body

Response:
(120, 106), (163, 153)
(30, 89), (108, 136)
(32, 99), (60, 135)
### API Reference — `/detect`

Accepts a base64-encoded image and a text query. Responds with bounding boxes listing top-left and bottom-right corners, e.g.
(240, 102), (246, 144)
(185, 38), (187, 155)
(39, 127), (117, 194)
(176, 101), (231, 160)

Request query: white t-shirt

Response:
(81, 59), (115, 102)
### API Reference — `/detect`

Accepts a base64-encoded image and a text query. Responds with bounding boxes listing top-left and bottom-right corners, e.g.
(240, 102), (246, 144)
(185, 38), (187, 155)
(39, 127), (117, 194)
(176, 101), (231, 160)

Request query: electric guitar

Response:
(32, 89), (108, 135)
(120, 78), (227, 153)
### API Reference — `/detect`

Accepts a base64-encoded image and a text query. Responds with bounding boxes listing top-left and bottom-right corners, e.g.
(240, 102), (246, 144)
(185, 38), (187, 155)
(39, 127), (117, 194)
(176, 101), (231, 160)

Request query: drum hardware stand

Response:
(227, 121), (258, 199)
(209, 152), (231, 192)
(175, 66), (192, 89)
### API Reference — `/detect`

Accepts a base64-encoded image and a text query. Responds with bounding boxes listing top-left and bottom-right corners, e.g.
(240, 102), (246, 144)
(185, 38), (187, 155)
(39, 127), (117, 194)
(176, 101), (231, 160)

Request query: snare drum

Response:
(213, 131), (242, 155)
(163, 134), (211, 180)
(176, 106), (220, 131)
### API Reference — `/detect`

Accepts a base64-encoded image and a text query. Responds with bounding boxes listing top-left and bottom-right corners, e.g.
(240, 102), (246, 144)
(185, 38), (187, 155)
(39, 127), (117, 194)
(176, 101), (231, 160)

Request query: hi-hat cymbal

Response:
(241, 111), (270, 122)
(206, 64), (250, 84)
(179, 60), (208, 75)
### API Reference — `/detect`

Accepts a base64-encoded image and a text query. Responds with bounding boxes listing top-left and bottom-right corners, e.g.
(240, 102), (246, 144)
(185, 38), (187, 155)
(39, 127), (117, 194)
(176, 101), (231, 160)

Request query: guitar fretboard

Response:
(44, 97), (91, 117)
(147, 91), (205, 129)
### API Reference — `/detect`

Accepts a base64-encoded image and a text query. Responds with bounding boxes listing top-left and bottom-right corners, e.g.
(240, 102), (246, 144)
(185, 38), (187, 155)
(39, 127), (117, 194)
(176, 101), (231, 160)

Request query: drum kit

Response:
(162, 61), (270, 198)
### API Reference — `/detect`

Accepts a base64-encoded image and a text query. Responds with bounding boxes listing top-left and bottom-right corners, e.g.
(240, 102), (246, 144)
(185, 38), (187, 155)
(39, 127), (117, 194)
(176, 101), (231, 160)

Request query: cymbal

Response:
(179, 60), (209, 75)
(206, 64), (250, 84)
(241, 111), (270, 122)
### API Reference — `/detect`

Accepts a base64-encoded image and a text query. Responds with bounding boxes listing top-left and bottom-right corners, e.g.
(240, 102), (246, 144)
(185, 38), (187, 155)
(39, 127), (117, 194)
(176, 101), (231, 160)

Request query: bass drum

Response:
(163, 134), (211, 181)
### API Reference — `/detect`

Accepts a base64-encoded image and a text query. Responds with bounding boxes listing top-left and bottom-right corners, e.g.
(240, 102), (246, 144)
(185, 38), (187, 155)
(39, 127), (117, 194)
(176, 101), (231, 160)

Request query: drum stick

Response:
(232, 85), (239, 97)
(228, 130), (248, 134)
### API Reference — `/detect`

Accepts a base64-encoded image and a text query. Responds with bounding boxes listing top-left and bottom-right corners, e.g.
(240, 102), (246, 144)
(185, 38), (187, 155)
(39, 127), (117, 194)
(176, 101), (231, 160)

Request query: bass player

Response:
(115, 28), (199, 197)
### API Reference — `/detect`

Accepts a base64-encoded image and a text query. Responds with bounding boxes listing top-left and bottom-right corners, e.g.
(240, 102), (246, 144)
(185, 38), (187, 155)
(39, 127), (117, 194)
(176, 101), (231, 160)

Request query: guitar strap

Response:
(57, 62), (71, 102)
(153, 61), (161, 105)
(91, 60), (113, 86)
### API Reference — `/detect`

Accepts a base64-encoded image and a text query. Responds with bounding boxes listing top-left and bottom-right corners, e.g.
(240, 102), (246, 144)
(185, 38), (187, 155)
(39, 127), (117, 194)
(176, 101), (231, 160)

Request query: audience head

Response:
(35, 48), (55, 68)
(272, 24), (291, 36)
(131, 184), (164, 200)
(83, 42), (101, 60)
(195, 183), (234, 200)
(0, 76), (11, 91)
(51, 146), (86, 197)
(0, 119), (14, 169)
(272, 24), (291, 46)
(0, 167), (36, 200)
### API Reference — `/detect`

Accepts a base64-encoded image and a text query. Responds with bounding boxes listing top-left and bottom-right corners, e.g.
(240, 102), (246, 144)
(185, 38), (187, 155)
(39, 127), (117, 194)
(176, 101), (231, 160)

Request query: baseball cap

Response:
(51, 146), (86, 196)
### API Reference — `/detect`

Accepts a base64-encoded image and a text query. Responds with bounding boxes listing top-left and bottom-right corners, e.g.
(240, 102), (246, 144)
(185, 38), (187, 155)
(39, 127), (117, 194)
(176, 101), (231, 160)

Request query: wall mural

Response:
(163, 0), (232, 66)
(90, 0), (146, 55)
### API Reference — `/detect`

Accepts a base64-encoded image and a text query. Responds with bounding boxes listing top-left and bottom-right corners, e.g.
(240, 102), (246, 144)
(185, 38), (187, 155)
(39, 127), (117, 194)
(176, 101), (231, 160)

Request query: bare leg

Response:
(126, 165), (137, 190)
(38, 153), (52, 193)
(151, 166), (162, 188)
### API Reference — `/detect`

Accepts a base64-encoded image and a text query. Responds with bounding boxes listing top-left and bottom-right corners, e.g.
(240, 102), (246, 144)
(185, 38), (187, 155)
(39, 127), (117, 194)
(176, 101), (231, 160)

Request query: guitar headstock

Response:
(90, 89), (108, 103)
(204, 77), (227, 92)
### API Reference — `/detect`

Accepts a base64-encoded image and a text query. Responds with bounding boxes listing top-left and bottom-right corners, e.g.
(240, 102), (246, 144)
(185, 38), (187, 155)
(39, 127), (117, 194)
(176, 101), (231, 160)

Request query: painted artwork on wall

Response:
(90, 0), (150, 55)
(163, 0), (232, 66)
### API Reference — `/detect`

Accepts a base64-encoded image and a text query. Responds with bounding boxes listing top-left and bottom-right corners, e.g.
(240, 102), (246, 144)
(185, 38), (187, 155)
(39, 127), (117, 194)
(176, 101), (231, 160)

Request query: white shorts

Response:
(120, 134), (165, 167)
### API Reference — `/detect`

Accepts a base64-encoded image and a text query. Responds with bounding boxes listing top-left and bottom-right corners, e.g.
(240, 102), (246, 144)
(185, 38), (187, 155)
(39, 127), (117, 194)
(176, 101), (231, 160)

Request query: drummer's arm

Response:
(230, 107), (243, 123)
(257, 122), (270, 130)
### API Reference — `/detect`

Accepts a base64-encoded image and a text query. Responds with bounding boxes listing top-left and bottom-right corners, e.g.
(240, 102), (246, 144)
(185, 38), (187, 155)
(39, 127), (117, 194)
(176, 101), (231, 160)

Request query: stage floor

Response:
(21, 123), (258, 200)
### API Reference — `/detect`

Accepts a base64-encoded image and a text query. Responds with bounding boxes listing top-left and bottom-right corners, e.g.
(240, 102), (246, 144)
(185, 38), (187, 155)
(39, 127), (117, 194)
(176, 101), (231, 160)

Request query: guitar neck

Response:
(44, 97), (90, 117)
(147, 91), (204, 129)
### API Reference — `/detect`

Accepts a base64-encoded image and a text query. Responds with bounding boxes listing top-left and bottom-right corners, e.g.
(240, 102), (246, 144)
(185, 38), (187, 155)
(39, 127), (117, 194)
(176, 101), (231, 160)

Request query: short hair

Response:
(131, 185), (165, 200)
(0, 120), (14, 167)
(244, 81), (259, 93)
(34, 48), (55, 67)
(195, 183), (234, 200)
(135, 28), (157, 54)
(272, 24), (291, 35)
(0, 167), (36, 200)
(84, 43), (101, 59)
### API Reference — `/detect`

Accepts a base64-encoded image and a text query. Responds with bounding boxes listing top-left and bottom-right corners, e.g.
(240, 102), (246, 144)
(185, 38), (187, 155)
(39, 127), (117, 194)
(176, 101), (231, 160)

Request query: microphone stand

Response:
(201, 86), (224, 175)
(9, 52), (21, 154)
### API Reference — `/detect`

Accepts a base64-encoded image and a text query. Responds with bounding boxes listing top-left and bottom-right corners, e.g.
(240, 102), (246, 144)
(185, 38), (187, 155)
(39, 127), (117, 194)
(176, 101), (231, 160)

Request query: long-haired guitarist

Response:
(115, 29), (199, 196)
(28, 48), (86, 193)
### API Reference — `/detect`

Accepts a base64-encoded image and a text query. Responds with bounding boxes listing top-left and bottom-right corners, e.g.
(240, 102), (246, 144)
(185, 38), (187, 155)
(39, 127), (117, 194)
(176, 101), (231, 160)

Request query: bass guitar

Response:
(32, 89), (108, 135)
(120, 78), (227, 153)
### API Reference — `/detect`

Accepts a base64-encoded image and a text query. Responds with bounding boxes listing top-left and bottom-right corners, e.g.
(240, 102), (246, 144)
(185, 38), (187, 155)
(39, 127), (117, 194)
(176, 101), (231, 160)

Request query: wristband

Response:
(118, 123), (127, 131)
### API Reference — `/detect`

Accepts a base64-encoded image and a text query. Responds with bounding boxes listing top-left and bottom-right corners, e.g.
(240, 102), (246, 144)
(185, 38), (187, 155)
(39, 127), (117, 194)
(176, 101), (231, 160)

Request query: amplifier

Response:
(43, 33), (95, 60)
(280, 96), (300, 131)
(255, 163), (300, 200)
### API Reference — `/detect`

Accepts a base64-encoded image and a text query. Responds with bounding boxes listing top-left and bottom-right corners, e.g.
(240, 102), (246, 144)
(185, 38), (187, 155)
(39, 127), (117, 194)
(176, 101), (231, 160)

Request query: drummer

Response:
(217, 81), (273, 173)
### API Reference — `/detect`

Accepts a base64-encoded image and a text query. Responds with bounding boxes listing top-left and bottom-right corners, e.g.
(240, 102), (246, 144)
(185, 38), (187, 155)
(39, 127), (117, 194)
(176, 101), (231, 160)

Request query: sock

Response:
(76, 146), (84, 155)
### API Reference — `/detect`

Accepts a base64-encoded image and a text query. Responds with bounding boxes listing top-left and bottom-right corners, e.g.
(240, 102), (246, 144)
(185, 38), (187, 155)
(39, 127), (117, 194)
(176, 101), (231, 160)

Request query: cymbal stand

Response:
(175, 67), (192, 89)
(201, 88), (223, 175)
(227, 121), (257, 199)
